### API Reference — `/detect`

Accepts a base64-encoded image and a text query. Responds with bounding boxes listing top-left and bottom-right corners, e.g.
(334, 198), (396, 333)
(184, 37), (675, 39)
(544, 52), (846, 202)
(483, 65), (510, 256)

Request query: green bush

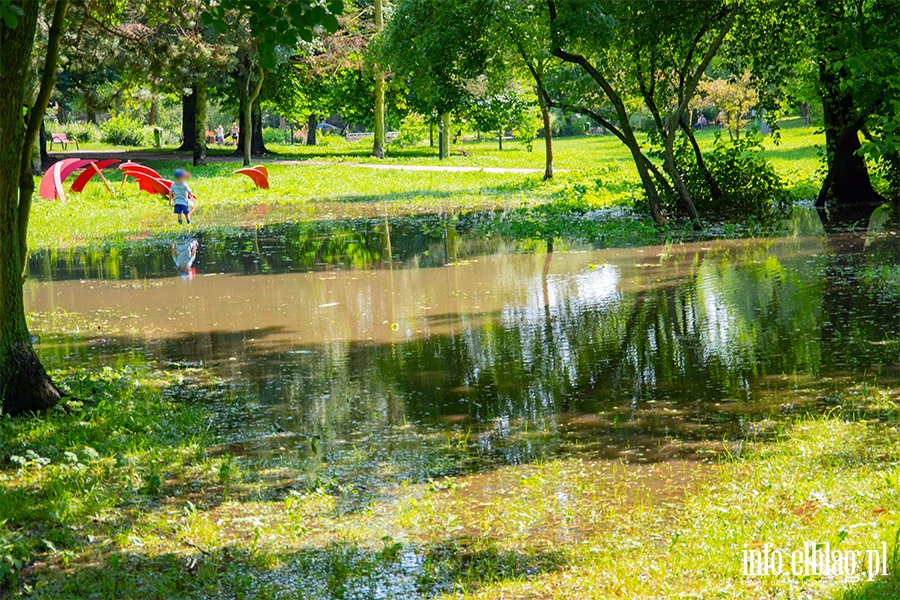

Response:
(100, 115), (151, 146)
(395, 114), (428, 147)
(262, 127), (285, 144)
(679, 132), (792, 220)
(315, 132), (346, 147)
(551, 113), (590, 137)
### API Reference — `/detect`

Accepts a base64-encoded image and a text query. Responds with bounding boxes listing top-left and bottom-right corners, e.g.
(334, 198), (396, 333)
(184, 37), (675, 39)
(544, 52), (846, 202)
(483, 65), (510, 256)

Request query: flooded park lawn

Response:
(9, 208), (900, 598)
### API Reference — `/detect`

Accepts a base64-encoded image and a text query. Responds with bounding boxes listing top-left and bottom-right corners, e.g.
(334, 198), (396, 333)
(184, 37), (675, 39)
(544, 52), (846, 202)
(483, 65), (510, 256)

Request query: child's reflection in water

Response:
(172, 239), (198, 279)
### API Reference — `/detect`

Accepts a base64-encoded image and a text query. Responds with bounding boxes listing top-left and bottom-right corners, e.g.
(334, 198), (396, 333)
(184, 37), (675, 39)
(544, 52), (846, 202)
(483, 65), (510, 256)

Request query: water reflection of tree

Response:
(30, 223), (900, 474)
(27, 220), (514, 281)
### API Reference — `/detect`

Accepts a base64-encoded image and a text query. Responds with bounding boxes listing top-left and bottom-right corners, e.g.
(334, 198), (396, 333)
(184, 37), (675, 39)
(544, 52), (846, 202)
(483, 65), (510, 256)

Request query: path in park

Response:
(50, 150), (554, 174)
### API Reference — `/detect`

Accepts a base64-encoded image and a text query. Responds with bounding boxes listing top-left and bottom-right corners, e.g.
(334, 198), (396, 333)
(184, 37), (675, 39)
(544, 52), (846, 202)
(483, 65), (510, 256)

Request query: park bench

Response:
(344, 131), (400, 143)
(49, 132), (79, 151)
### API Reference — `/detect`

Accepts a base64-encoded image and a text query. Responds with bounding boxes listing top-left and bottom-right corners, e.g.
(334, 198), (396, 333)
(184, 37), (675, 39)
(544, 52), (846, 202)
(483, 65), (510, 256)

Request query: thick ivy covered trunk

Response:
(1, 0), (68, 416)
(816, 72), (884, 209)
(233, 66), (265, 165)
(814, 0), (885, 213)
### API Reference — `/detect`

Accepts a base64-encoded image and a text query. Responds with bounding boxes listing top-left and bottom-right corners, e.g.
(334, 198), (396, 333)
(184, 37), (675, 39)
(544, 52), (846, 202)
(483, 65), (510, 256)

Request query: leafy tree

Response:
(203, 0), (344, 164)
(462, 79), (535, 150)
(698, 72), (758, 141)
(380, 0), (489, 158)
(811, 0), (896, 213)
(1, 0), (70, 415)
(547, 0), (739, 228)
(482, 0), (558, 178)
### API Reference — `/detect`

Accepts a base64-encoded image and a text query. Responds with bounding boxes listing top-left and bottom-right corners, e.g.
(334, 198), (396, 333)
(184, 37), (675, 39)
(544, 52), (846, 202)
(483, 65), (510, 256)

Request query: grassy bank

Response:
(32, 121), (827, 249)
(2, 366), (899, 598)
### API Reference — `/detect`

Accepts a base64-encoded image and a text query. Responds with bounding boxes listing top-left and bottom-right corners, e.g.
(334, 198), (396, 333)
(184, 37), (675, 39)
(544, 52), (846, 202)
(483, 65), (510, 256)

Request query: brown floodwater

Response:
(24, 212), (900, 489)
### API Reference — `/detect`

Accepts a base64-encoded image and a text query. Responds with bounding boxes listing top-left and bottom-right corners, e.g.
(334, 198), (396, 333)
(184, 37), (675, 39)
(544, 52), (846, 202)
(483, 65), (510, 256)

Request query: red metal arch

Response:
(123, 172), (172, 196)
(234, 165), (269, 189)
(39, 158), (93, 200)
(119, 161), (163, 180)
(70, 159), (120, 192)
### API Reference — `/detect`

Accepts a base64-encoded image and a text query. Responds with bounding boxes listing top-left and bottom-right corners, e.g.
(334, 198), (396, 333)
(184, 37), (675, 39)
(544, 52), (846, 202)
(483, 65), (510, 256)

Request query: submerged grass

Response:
(2, 366), (899, 598)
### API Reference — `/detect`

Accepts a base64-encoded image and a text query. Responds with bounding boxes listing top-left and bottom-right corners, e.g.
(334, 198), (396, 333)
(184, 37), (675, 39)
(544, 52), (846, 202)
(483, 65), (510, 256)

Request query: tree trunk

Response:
(306, 113), (317, 146)
(498, 130), (502, 150)
(58, 104), (69, 124)
(193, 80), (207, 166)
(234, 67), (264, 166)
(814, 0), (884, 212)
(429, 121), (433, 147)
(538, 90), (553, 180)
(631, 145), (666, 226)
(241, 97), (252, 166)
(178, 86), (197, 151)
(39, 121), (49, 170)
(439, 112), (450, 159)
(1, 0), (66, 416)
(663, 137), (703, 229)
(816, 76), (883, 209)
(372, 0), (385, 159)
(148, 99), (156, 126)
(679, 119), (721, 202)
(251, 96), (267, 155)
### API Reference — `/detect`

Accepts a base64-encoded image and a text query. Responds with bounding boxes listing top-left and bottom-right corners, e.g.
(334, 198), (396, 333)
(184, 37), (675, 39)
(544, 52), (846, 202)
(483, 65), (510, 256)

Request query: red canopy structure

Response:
(119, 162), (172, 196)
(39, 158), (120, 201)
(234, 165), (269, 189)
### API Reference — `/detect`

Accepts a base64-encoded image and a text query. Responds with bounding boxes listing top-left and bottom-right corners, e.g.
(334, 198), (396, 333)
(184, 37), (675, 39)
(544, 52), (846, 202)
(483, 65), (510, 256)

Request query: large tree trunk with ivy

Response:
(1, 0), (69, 416)
(193, 81), (207, 166)
(178, 86), (197, 152)
(816, 72), (884, 210)
(814, 0), (885, 214)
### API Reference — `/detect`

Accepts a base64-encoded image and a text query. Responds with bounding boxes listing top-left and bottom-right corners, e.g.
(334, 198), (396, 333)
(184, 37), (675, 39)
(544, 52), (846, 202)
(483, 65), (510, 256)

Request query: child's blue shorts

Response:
(174, 204), (190, 215)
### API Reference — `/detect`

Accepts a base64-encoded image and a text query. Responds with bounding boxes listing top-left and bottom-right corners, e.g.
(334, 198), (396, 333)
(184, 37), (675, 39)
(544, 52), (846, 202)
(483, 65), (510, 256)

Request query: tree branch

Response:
(19, 0), (70, 274)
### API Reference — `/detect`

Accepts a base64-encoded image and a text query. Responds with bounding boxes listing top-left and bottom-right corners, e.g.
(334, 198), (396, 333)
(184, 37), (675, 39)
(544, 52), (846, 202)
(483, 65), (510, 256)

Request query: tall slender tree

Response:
(371, 0), (386, 158)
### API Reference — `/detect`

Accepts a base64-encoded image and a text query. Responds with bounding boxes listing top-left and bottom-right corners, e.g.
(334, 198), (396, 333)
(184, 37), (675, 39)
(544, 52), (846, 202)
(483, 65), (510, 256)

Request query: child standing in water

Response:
(168, 169), (195, 225)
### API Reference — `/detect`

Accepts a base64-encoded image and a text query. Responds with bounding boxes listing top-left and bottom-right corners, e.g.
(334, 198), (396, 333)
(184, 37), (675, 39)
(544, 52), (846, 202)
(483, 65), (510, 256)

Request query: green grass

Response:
(2, 366), (899, 598)
(33, 120), (827, 249)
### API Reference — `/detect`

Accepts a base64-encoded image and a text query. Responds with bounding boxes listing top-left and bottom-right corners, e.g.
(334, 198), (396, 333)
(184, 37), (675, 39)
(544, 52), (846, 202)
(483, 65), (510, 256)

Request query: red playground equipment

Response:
(40, 159), (274, 202)
(119, 162), (172, 196)
(39, 158), (119, 201)
(233, 165), (269, 189)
